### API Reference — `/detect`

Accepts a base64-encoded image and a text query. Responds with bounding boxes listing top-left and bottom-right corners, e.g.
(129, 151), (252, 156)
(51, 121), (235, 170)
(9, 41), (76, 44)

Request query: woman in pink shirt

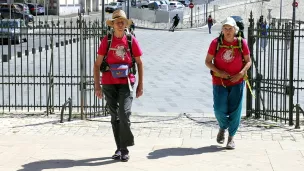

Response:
(93, 10), (144, 162)
(205, 17), (252, 149)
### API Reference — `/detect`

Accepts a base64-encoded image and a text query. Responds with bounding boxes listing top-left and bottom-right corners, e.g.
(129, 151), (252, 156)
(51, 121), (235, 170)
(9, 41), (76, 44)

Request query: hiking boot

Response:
(120, 148), (129, 162)
(226, 136), (235, 150)
(121, 153), (130, 162)
(216, 129), (225, 144)
(111, 149), (121, 160)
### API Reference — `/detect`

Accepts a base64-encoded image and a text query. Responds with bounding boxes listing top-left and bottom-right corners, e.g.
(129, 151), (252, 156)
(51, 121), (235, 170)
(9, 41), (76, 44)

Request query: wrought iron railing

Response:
(246, 11), (304, 128)
(0, 14), (107, 118)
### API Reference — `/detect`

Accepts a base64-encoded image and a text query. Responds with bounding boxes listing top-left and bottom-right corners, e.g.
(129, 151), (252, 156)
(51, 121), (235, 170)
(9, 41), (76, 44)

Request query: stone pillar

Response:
(93, 0), (100, 11)
(89, 0), (93, 12)
(80, 0), (86, 13)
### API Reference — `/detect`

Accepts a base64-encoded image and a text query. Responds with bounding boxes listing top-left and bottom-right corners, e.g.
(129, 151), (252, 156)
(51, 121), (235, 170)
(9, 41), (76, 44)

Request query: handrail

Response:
(60, 98), (72, 123)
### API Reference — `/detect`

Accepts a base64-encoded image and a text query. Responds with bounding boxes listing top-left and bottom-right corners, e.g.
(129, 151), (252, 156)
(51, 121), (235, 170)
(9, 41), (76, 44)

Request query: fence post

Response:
(246, 11), (254, 117)
(8, 39), (11, 62)
(190, 0), (193, 28)
(255, 17), (262, 119)
(79, 13), (85, 120)
(295, 104), (300, 129)
(289, 0), (297, 126)
(288, 29), (295, 126)
(47, 35), (55, 116)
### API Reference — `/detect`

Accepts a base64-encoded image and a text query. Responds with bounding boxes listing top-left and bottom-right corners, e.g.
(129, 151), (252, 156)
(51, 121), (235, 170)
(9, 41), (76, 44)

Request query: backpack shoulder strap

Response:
(215, 33), (223, 56)
(237, 32), (243, 54)
(127, 33), (137, 75)
(215, 33), (244, 58)
(127, 33), (133, 58)
(236, 32), (245, 62)
(104, 33), (113, 60)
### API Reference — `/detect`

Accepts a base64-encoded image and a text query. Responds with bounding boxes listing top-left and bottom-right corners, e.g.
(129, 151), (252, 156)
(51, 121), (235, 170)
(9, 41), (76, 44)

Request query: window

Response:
(0, 8), (9, 12)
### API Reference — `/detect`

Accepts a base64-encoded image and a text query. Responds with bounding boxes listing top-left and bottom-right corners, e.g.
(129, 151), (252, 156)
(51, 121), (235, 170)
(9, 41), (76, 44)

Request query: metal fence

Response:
(132, 18), (205, 29)
(0, 11), (207, 120)
(246, 12), (304, 128)
(129, 5), (208, 30)
(2, 11), (303, 128)
(0, 14), (108, 118)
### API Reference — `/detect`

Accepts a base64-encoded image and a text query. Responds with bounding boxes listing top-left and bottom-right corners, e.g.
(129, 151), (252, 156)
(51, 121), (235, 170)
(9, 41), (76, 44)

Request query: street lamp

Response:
(127, 0), (130, 18)
(205, 0), (209, 24)
(292, 0), (296, 29)
(102, 0), (105, 35)
(8, 0), (12, 19)
(267, 8), (272, 25)
(260, 0), (271, 15)
(35, 0), (37, 16)
(279, 0), (282, 24)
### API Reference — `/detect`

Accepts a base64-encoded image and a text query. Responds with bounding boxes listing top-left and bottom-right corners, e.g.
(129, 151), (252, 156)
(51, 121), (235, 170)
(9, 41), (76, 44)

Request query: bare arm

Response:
(230, 54), (252, 82)
(205, 53), (220, 73)
(205, 53), (230, 78)
(134, 56), (143, 98)
(93, 54), (104, 98)
(240, 54), (252, 74)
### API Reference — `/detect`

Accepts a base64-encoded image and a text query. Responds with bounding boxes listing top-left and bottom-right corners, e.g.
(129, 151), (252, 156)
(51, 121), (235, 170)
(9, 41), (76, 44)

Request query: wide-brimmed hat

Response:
(106, 10), (132, 27)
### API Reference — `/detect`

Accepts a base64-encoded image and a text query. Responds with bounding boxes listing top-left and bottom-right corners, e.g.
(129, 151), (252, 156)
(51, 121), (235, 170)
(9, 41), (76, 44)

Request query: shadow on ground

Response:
(184, 113), (304, 132)
(17, 157), (118, 171)
(147, 145), (226, 159)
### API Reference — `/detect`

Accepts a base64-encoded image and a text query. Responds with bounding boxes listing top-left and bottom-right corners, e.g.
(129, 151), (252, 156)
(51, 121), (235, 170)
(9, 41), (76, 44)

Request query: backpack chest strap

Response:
(218, 45), (241, 56)
(108, 47), (130, 51)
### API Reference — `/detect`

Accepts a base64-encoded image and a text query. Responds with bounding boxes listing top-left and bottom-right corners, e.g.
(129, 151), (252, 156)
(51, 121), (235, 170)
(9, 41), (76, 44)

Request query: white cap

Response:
(223, 17), (236, 26)
(222, 17), (239, 34)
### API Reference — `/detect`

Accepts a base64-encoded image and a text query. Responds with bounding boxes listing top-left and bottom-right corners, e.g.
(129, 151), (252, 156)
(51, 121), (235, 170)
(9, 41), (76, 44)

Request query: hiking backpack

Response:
(211, 31), (245, 77)
(212, 31), (255, 97)
(215, 31), (244, 57)
(100, 30), (137, 75)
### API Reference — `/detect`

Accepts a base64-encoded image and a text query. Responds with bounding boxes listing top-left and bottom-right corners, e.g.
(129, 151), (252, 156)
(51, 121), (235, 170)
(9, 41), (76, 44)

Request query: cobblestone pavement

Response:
(1, 113), (303, 142)
(0, 114), (304, 171)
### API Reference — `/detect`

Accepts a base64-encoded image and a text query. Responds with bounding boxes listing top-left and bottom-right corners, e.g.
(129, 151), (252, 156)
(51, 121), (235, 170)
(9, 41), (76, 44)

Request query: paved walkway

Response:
(131, 24), (243, 114)
(0, 113), (304, 171)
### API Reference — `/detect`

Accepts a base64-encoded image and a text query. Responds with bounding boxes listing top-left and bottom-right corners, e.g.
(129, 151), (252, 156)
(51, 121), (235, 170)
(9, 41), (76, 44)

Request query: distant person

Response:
(207, 15), (213, 34)
(258, 15), (264, 25)
(284, 21), (291, 49)
(170, 14), (180, 32)
(260, 21), (268, 51)
(131, 0), (136, 7)
(129, 20), (135, 36)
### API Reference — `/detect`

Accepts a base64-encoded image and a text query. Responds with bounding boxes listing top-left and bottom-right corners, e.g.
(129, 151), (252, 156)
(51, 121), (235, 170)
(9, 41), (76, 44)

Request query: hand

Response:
(136, 83), (143, 98)
(95, 85), (103, 99)
(217, 70), (231, 79)
(230, 71), (245, 83)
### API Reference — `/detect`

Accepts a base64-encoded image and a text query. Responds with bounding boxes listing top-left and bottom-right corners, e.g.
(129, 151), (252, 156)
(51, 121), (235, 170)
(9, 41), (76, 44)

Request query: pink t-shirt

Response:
(97, 34), (143, 85)
(208, 37), (250, 86)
